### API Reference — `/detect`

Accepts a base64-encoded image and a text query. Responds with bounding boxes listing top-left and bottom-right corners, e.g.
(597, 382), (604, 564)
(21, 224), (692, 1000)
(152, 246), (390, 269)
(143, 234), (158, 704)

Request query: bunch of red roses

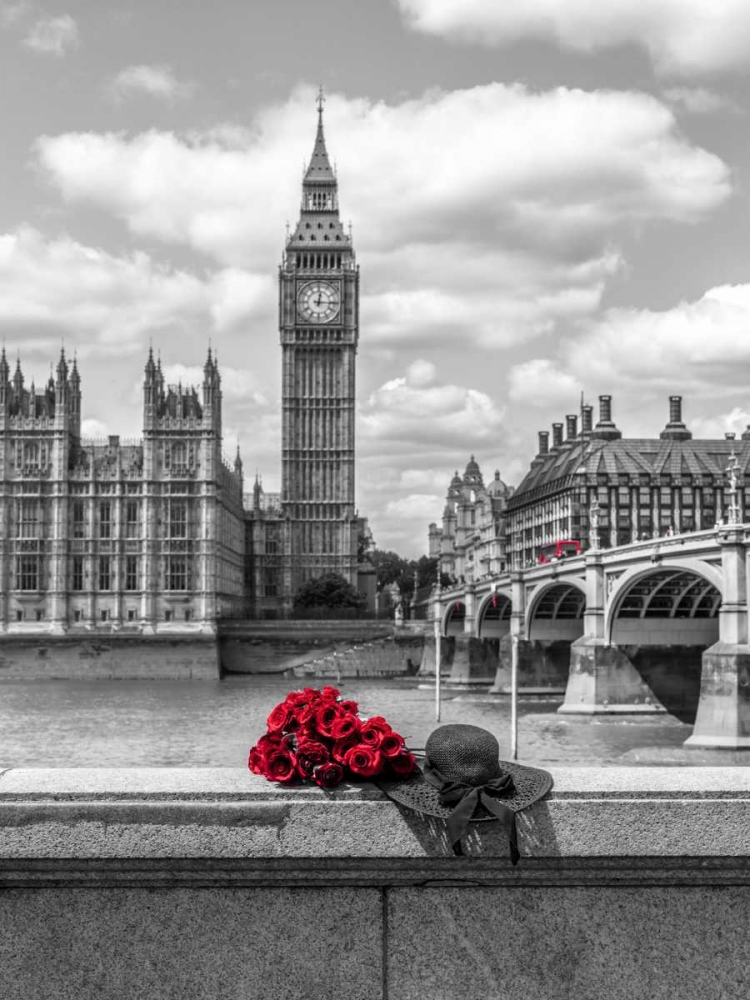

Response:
(248, 686), (417, 789)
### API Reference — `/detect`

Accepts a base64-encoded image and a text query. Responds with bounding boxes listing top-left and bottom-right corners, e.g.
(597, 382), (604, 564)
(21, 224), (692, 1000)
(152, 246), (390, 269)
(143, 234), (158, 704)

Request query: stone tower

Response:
(278, 92), (360, 603)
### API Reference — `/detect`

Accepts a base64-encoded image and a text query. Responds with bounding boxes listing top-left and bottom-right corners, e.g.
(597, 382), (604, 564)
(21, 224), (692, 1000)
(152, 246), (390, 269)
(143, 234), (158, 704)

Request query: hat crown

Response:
(426, 724), (501, 785)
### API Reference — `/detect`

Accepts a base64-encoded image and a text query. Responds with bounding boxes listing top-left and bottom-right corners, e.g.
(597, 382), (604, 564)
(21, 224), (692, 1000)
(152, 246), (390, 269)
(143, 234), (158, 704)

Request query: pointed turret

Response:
(234, 442), (243, 476)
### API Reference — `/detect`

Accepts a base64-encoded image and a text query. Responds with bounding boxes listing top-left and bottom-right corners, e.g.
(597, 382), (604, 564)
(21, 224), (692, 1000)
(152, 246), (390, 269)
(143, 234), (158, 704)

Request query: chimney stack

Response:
(552, 423), (564, 448)
(565, 414), (578, 440)
(590, 394), (621, 441)
(581, 405), (593, 435)
(660, 394), (692, 441)
(538, 431), (549, 455)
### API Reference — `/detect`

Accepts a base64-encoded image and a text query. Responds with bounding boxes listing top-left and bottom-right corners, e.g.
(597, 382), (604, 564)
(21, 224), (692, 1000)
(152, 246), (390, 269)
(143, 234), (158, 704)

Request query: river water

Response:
(1, 676), (749, 768)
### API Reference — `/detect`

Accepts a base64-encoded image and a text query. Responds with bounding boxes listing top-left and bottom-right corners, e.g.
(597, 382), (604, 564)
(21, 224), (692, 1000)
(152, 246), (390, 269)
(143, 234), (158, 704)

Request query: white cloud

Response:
(107, 65), (194, 104)
(35, 84), (729, 351)
(561, 283), (750, 393)
(663, 87), (739, 115)
(508, 359), (583, 407)
(0, 226), (267, 355)
(396, 0), (750, 77)
(24, 13), (78, 56)
(688, 408), (750, 440)
(360, 362), (505, 450)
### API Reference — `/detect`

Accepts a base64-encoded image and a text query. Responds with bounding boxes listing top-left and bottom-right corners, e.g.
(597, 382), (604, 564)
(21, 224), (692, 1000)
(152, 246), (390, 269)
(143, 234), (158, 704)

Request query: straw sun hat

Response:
(378, 723), (553, 863)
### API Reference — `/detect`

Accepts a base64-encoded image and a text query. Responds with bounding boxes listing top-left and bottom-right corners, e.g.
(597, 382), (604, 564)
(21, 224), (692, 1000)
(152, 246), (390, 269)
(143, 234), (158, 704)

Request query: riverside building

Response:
(0, 98), (369, 633)
(430, 395), (749, 575)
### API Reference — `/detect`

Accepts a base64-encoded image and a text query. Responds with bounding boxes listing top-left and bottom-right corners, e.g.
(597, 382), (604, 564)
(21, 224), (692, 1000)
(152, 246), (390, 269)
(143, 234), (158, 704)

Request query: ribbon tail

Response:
(481, 791), (520, 866)
(444, 787), (481, 852)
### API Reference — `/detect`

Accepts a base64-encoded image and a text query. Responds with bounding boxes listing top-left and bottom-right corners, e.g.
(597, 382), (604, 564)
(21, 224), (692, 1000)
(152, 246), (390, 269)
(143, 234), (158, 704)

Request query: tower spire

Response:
(304, 87), (336, 185)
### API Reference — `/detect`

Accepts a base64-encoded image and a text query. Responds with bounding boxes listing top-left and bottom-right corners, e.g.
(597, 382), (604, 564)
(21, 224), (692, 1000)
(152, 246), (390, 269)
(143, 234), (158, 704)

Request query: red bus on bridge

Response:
(538, 539), (582, 564)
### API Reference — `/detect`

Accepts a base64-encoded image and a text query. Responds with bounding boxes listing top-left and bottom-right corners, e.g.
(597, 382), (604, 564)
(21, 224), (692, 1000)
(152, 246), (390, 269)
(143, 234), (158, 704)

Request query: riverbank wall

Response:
(0, 623), (427, 680)
(1, 766), (748, 999)
(0, 635), (219, 680)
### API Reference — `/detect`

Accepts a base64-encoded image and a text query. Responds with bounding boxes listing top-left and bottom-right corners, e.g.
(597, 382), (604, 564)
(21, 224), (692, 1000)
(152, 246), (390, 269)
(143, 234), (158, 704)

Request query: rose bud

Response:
(313, 762), (345, 789)
(266, 702), (294, 734)
(379, 732), (405, 758)
(330, 713), (360, 741)
(344, 744), (383, 779)
(265, 749), (298, 784)
(321, 686), (341, 701)
(359, 716), (391, 747)
(284, 691), (307, 707)
(337, 699), (359, 715)
(389, 751), (417, 778)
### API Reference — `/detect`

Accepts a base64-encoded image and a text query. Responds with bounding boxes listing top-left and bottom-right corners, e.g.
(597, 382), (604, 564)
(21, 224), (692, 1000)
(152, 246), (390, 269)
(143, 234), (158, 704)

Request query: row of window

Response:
(14, 556), (193, 592)
(12, 608), (193, 623)
(14, 499), (193, 539)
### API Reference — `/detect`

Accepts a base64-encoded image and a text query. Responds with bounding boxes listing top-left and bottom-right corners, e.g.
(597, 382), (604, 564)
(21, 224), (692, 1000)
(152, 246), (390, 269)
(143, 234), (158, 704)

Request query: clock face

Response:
(297, 280), (341, 324)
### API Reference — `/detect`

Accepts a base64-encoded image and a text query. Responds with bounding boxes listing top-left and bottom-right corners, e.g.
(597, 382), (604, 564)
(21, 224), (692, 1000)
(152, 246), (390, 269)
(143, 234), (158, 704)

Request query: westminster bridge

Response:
(431, 526), (750, 748)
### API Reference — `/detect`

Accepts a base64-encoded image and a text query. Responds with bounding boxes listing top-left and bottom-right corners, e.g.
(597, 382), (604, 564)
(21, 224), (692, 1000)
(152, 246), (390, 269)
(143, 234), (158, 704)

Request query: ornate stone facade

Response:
(0, 348), (245, 633)
(429, 457), (513, 585)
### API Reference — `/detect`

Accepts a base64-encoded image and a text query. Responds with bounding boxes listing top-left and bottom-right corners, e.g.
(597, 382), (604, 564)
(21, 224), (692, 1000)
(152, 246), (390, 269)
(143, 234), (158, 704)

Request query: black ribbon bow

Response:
(423, 761), (519, 864)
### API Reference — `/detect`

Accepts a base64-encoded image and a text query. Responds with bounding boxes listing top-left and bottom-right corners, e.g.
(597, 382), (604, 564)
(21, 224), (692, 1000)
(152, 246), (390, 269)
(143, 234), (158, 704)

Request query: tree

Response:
(292, 572), (366, 611)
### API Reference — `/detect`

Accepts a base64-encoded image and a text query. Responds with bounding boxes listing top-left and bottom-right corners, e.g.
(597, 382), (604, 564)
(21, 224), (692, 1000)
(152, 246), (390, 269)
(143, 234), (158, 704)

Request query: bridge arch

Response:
(605, 560), (722, 646)
(526, 581), (586, 643)
(605, 561), (722, 722)
(443, 600), (466, 637)
(477, 591), (512, 640)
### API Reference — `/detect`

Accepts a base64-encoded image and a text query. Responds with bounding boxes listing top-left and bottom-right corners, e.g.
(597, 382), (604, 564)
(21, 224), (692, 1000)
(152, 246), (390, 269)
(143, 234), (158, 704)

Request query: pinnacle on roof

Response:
(304, 86), (336, 185)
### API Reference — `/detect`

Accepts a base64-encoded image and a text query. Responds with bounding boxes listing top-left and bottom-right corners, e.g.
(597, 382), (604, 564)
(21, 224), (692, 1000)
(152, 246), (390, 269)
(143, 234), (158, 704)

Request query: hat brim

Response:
(377, 759), (553, 823)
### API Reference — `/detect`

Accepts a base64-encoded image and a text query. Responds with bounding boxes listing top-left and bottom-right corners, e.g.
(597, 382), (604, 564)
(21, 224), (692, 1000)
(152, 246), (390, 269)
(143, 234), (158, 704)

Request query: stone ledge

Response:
(1, 767), (749, 865)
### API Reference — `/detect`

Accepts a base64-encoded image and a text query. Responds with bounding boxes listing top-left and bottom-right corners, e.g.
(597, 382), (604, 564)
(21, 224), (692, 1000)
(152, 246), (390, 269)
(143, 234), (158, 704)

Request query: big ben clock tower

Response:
(279, 90), (360, 603)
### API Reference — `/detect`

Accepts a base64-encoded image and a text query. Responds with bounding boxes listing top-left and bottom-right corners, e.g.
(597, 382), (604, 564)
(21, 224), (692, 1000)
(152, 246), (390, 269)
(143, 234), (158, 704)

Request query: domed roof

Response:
(487, 469), (508, 496)
(463, 454), (483, 485)
(450, 470), (462, 487)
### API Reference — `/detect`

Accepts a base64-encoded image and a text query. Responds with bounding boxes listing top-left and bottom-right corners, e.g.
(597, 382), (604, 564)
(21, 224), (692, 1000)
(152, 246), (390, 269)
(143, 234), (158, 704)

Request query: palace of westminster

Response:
(2, 101), (748, 633)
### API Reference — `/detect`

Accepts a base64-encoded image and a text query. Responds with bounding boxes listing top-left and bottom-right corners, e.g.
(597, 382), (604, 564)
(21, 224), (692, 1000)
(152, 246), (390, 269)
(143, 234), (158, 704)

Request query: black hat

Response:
(378, 723), (552, 863)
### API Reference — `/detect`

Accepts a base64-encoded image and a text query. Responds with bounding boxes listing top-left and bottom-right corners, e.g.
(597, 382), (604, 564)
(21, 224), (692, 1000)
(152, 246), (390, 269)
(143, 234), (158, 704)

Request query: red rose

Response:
(266, 702), (294, 733)
(315, 703), (341, 737)
(344, 744), (383, 778)
(380, 732), (405, 758)
(296, 740), (329, 778)
(265, 748), (298, 783)
(332, 735), (360, 764)
(360, 716), (392, 747)
(313, 762), (344, 789)
(330, 713), (360, 741)
(389, 751), (417, 778)
(247, 745), (265, 774)
(321, 686), (341, 701)
(337, 699), (359, 714)
(284, 691), (307, 707)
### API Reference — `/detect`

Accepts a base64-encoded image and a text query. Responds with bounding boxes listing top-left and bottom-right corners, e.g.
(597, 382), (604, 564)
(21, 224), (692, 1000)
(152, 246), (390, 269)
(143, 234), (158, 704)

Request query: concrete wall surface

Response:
(1, 767), (750, 999)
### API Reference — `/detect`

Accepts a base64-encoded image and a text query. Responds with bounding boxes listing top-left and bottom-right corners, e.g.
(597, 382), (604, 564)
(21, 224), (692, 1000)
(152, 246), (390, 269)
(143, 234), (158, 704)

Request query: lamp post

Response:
(433, 577), (442, 722)
(510, 631), (518, 760)
(726, 451), (741, 526)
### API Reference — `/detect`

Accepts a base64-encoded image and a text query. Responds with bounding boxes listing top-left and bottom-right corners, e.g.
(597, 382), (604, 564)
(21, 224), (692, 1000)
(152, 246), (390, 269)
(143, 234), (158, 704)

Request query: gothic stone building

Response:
(0, 348), (245, 633)
(0, 105), (371, 631)
(245, 96), (365, 617)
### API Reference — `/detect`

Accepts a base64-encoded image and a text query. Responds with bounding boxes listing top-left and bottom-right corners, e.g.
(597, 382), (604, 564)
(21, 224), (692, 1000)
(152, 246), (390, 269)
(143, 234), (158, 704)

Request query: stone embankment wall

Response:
(1, 767), (749, 999)
(220, 622), (424, 678)
(0, 636), (218, 680)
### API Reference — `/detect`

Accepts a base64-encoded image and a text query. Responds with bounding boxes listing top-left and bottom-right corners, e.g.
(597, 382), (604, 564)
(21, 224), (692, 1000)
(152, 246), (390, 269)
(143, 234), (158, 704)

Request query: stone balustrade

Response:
(1, 767), (749, 998)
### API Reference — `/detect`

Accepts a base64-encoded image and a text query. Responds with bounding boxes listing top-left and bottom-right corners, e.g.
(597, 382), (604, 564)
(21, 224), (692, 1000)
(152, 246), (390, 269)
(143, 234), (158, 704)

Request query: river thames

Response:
(2, 676), (749, 768)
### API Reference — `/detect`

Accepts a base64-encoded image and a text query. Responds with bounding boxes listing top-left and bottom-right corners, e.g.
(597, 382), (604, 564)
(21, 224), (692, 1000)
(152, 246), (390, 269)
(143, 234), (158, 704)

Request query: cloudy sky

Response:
(2, 1), (750, 556)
